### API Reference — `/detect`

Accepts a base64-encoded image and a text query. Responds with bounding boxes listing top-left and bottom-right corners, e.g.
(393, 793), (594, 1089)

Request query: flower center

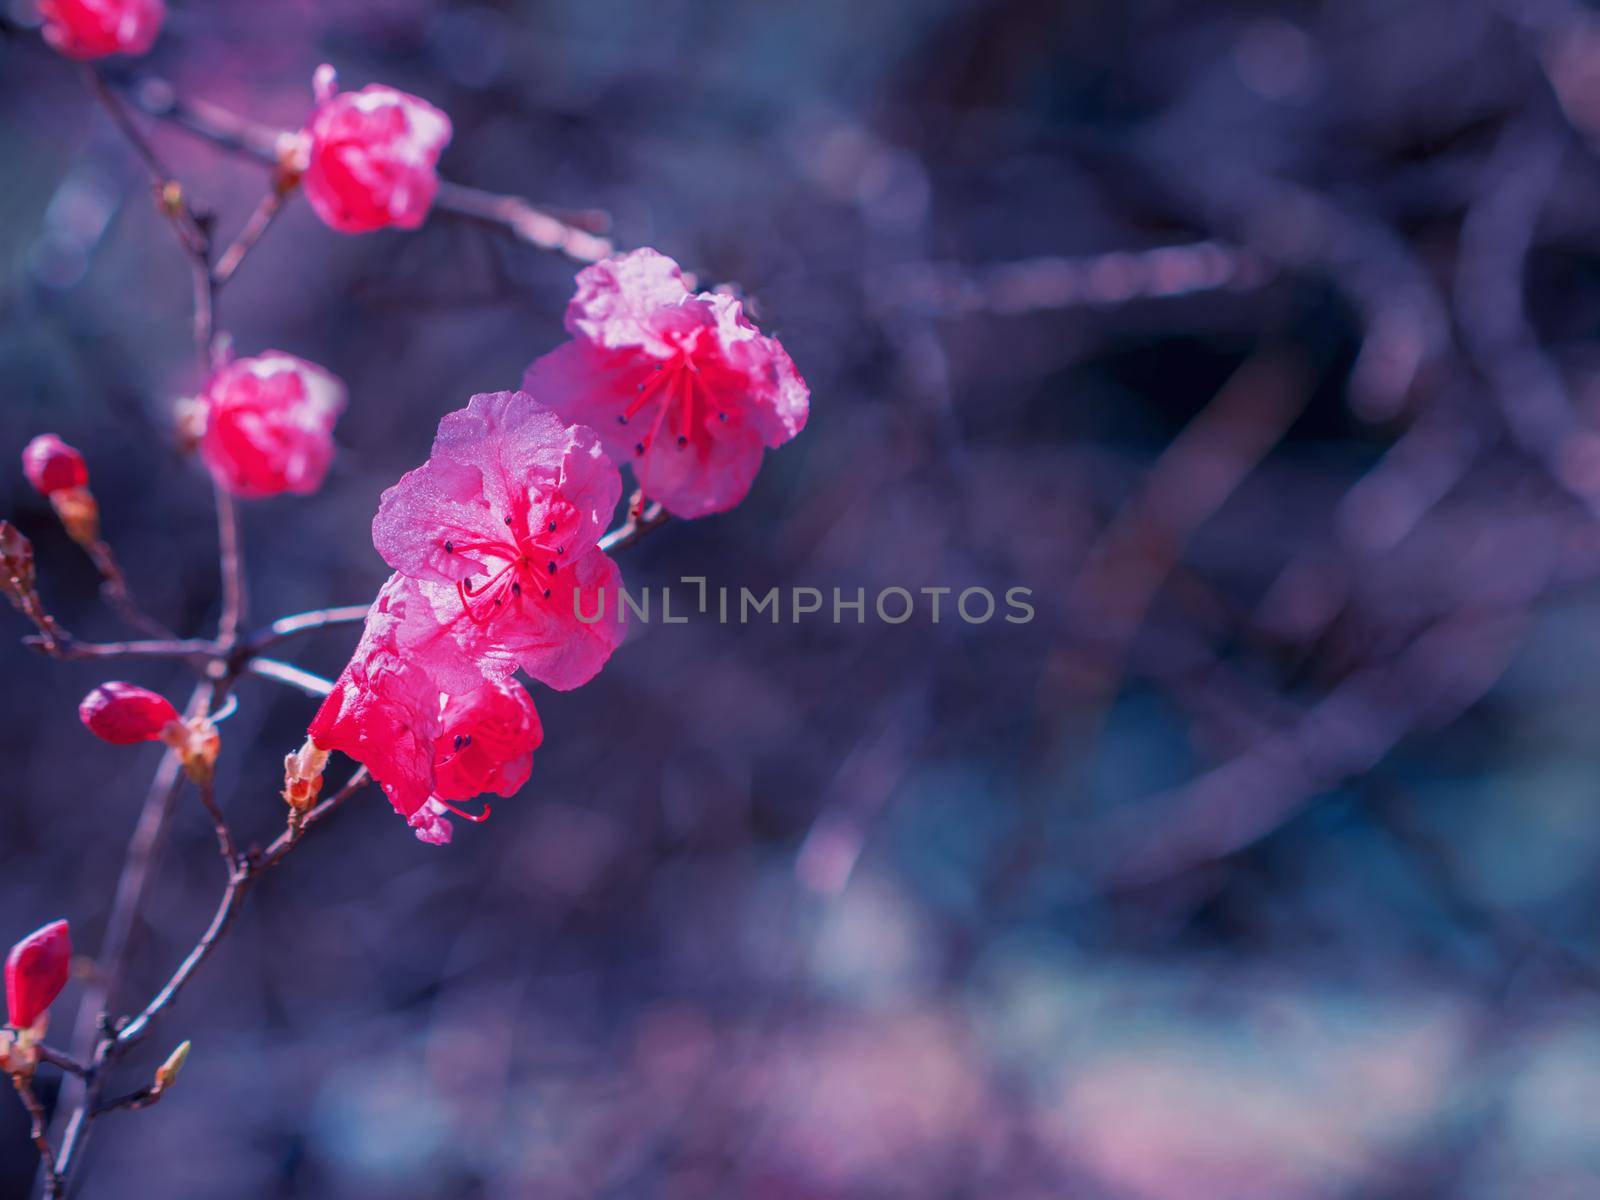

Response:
(617, 337), (729, 456)
(441, 513), (568, 627)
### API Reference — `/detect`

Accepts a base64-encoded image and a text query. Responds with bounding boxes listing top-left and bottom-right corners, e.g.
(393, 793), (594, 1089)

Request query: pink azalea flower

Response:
(521, 248), (809, 518)
(197, 351), (346, 499)
(432, 676), (542, 803)
(38, 0), (164, 60)
(372, 390), (625, 691)
(300, 65), (452, 235)
(309, 576), (545, 845)
(308, 575), (449, 835)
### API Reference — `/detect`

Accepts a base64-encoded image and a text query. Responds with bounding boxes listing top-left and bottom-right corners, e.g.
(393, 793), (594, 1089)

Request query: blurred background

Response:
(5, 0), (1600, 1195)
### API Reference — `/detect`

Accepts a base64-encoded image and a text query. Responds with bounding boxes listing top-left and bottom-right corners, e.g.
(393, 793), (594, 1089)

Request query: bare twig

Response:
(244, 603), (370, 653)
(213, 488), (245, 648)
(212, 186), (291, 287)
(193, 779), (237, 869)
(12, 1076), (59, 1190)
(82, 541), (174, 640)
(246, 657), (334, 698)
(116, 768), (373, 1049)
(598, 493), (669, 553)
(34, 1047), (88, 1078)
(25, 634), (217, 665)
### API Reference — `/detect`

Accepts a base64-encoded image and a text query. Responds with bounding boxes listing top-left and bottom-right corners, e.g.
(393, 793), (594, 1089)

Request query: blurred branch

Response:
(111, 73), (619, 265)
(871, 240), (1272, 316)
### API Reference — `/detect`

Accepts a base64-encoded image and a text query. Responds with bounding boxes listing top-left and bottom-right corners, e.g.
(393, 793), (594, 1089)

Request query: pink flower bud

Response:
(21, 434), (89, 497)
(37, 0), (164, 61)
(301, 66), (453, 234)
(79, 682), (180, 745)
(6, 921), (71, 1031)
(197, 352), (346, 499)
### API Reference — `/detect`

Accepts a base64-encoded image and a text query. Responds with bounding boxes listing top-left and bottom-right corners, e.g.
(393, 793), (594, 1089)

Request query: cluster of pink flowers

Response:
(307, 253), (809, 843)
(30, 7), (810, 847)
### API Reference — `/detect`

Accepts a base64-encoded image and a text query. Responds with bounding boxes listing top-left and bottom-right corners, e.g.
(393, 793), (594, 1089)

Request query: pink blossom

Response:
(300, 65), (452, 235)
(79, 682), (180, 745)
(372, 390), (625, 691)
(6, 921), (71, 1031)
(309, 577), (546, 845)
(433, 677), (542, 803)
(38, 0), (164, 60)
(308, 575), (445, 834)
(198, 352), (346, 499)
(521, 248), (809, 518)
(21, 434), (89, 496)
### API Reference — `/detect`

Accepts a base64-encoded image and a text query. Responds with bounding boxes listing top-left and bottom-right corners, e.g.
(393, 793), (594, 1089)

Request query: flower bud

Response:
(301, 66), (452, 234)
(79, 683), (181, 745)
(6, 921), (71, 1033)
(283, 737), (328, 814)
(154, 1040), (190, 1092)
(0, 521), (35, 606)
(21, 435), (88, 497)
(166, 716), (221, 786)
(39, 0), (165, 61)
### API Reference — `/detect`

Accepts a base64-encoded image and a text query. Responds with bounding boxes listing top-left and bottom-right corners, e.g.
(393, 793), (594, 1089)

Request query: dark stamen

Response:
(453, 735), (464, 750)
(444, 540), (454, 553)
(548, 520), (557, 532)
(677, 435), (688, 448)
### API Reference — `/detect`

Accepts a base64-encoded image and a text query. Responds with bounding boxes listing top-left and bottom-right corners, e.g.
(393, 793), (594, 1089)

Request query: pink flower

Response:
(433, 676), (542, 803)
(521, 248), (809, 518)
(300, 65), (452, 235)
(372, 390), (625, 691)
(309, 577), (545, 845)
(309, 575), (444, 834)
(22, 434), (89, 496)
(38, 0), (164, 60)
(79, 682), (180, 745)
(6, 920), (71, 1031)
(198, 352), (346, 499)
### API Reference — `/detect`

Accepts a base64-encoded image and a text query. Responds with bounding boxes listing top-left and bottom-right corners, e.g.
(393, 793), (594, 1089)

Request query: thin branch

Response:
(109, 74), (617, 266)
(244, 604), (369, 653)
(25, 634), (217, 665)
(246, 657), (334, 698)
(34, 1047), (88, 1078)
(193, 779), (237, 869)
(90, 1086), (164, 1118)
(213, 488), (245, 647)
(11, 1076), (59, 1192)
(263, 768), (370, 866)
(82, 541), (174, 640)
(433, 181), (615, 264)
(82, 69), (210, 262)
(117, 768), (372, 1049)
(212, 186), (291, 287)
(598, 494), (669, 554)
